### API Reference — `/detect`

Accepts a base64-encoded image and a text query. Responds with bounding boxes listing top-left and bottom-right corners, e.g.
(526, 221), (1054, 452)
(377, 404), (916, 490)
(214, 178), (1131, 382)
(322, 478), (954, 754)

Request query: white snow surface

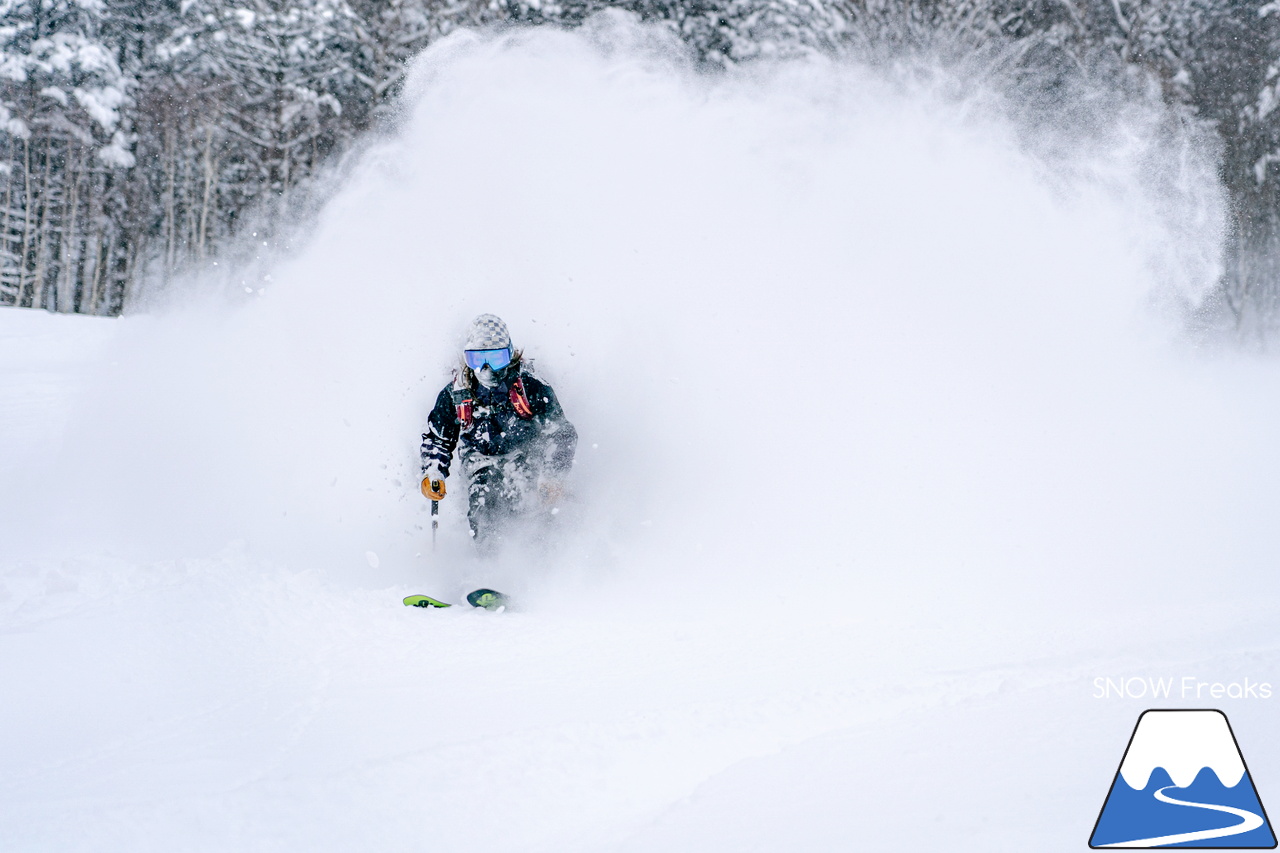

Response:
(4, 18), (1280, 852)
(1119, 710), (1246, 790)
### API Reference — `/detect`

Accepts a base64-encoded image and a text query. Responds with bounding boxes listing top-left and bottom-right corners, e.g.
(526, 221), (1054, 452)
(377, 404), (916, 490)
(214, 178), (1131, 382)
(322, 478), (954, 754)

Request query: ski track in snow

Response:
(5, 21), (1280, 852)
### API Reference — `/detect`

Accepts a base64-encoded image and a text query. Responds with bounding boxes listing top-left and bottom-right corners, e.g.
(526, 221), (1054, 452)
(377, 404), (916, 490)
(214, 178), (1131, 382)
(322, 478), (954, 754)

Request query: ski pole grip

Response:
(421, 477), (446, 501)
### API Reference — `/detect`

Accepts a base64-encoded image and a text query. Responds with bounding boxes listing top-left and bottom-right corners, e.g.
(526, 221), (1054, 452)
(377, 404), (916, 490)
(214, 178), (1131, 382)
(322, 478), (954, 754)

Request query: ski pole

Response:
(430, 480), (442, 551)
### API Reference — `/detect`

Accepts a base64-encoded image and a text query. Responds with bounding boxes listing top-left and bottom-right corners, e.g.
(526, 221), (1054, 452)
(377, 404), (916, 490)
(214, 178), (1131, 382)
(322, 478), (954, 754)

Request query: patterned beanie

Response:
(464, 314), (512, 351)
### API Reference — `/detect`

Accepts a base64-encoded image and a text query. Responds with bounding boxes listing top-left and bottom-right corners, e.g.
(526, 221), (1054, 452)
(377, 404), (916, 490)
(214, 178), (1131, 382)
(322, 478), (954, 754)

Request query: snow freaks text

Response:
(1093, 677), (1274, 701)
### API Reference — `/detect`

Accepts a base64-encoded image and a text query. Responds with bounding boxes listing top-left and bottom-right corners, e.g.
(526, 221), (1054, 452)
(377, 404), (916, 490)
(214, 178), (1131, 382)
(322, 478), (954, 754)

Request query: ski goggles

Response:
(464, 347), (512, 371)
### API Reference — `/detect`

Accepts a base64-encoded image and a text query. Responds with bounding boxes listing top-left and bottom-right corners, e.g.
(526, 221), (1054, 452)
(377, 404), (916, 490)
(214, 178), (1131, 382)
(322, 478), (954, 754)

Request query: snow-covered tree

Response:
(0, 0), (1277, 326)
(0, 0), (138, 312)
(1213, 0), (1280, 332)
(342, 0), (494, 121)
(154, 0), (357, 249)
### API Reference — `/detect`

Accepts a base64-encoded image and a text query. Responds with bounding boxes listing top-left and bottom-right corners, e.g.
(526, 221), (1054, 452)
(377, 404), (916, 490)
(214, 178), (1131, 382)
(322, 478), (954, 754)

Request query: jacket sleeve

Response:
(421, 385), (459, 477)
(527, 377), (578, 475)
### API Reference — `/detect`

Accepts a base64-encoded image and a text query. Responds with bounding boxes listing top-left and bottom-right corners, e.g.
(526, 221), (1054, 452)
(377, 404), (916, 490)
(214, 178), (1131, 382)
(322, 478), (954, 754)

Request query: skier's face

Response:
(476, 364), (501, 388)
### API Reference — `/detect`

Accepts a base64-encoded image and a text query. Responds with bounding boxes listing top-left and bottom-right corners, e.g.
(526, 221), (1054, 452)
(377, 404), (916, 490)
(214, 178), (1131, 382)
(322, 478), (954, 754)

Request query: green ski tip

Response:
(403, 594), (452, 609)
(466, 589), (509, 611)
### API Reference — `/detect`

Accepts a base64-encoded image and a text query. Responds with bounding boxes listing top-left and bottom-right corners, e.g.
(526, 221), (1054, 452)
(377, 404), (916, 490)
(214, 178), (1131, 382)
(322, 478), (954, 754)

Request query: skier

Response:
(420, 314), (578, 555)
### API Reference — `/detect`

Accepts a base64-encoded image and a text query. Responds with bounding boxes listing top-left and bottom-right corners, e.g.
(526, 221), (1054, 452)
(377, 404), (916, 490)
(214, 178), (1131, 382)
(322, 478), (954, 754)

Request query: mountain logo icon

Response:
(1090, 709), (1277, 848)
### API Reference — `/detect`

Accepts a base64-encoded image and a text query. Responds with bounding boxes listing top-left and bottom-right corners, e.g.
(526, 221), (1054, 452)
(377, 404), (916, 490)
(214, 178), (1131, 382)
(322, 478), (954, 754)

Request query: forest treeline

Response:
(2, 0), (1279, 329)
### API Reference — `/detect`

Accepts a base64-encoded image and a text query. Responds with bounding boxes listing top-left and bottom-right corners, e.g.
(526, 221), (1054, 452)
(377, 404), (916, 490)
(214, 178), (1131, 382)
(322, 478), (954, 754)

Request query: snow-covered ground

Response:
(5, 19), (1280, 852)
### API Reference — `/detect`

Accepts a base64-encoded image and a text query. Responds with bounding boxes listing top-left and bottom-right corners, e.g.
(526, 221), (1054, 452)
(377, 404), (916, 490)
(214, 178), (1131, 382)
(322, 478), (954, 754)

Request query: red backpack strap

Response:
(450, 375), (475, 427)
(510, 377), (534, 419)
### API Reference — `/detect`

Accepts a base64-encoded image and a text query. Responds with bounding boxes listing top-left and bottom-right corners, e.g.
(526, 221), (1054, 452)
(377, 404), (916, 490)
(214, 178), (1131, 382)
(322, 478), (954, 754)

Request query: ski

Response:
(403, 590), (509, 611)
(403, 594), (452, 608)
(466, 589), (509, 611)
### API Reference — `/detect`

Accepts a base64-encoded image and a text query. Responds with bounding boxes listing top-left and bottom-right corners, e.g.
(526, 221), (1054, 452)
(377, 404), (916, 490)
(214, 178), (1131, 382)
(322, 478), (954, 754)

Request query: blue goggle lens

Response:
(465, 348), (512, 371)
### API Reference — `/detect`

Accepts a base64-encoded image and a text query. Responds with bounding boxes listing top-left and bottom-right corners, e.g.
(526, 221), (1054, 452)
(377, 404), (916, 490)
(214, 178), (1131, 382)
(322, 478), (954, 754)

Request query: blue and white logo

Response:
(1090, 709), (1276, 848)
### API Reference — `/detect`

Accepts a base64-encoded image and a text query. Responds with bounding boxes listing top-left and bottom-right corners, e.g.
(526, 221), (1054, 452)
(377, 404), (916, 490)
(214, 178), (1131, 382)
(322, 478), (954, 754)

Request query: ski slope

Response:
(5, 17), (1280, 852)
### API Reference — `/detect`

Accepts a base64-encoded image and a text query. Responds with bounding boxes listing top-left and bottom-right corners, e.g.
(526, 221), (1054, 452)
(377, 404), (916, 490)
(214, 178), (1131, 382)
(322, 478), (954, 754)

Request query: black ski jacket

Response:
(420, 371), (577, 481)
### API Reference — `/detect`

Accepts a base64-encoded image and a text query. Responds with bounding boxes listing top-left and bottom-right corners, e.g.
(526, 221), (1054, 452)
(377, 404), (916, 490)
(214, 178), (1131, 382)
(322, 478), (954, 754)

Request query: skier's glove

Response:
(421, 477), (446, 501)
